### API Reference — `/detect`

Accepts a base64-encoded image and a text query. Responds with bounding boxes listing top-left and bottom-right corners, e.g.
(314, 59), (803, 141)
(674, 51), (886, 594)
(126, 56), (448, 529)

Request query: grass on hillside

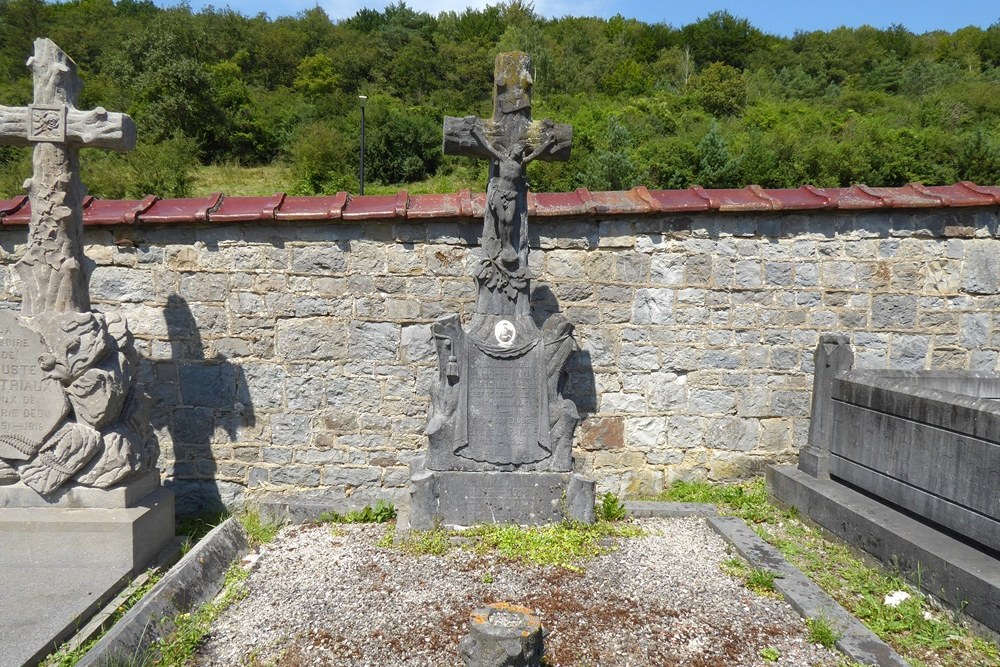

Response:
(658, 479), (1000, 667)
(189, 163), (485, 198)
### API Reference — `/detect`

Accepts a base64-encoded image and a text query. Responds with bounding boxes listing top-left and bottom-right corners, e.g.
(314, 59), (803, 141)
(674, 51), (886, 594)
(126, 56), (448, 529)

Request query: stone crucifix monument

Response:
(0, 40), (172, 581)
(408, 52), (595, 528)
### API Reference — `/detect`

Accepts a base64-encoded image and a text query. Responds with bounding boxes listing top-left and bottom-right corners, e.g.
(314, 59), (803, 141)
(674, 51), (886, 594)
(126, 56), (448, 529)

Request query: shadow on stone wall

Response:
(530, 284), (598, 416)
(157, 294), (255, 517)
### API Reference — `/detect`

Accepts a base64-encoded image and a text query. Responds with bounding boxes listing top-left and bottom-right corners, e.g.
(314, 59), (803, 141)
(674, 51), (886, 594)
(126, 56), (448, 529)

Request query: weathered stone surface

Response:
(459, 603), (544, 667)
(962, 241), (1000, 294)
(415, 51), (586, 526)
(799, 335), (853, 478)
(829, 369), (1000, 552)
(0, 39), (159, 500)
(408, 458), (595, 528)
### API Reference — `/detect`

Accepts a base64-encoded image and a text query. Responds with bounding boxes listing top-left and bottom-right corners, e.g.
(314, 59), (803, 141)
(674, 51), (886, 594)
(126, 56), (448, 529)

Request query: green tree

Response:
(681, 11), (768, 70)
(691, 62), (748, 116)
(578, 116), (639, 191)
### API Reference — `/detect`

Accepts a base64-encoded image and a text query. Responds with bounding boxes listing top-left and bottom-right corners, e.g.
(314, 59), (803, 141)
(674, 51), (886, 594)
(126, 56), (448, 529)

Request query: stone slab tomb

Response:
(771, 335), (1000, 632)
(0, 38), (174, 667)
(409, 52), (595, 528)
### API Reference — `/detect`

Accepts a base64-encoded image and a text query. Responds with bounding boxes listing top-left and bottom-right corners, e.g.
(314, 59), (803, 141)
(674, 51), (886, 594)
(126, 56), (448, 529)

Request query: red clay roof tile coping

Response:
(0, 183), (997, 226)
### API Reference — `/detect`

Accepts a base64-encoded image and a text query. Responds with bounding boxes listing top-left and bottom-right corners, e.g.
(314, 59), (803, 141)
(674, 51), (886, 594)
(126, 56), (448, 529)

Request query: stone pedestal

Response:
(459, 603), (544, 667)
(0, 473), (174, 574)
(409, 457), (594, 529)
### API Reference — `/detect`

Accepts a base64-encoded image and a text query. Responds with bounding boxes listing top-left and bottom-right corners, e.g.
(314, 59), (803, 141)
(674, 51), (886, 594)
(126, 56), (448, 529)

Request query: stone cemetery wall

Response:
(0, 202), (996, 512)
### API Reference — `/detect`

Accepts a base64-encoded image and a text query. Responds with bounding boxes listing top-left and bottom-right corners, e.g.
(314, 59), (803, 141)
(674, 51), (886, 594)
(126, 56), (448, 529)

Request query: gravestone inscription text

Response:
(0, 311), (65, 457)
(462, 346), (544, 466)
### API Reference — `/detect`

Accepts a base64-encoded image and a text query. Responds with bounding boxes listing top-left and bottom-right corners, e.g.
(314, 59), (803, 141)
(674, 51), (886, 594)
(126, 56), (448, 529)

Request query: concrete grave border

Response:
(75, 517), (249, 667)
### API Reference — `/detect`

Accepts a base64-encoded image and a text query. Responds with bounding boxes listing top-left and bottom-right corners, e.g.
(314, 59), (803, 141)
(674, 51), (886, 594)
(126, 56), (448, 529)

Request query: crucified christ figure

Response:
(470, 122), (557, 268)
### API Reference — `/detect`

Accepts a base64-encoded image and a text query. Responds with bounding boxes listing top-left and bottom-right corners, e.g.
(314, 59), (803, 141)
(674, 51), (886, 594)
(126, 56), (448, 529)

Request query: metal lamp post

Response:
(359, 95), (367, 195)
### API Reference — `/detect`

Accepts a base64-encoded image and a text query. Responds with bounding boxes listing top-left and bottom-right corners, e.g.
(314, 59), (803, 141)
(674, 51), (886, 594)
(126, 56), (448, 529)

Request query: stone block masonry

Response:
(0, 203), (996, 512)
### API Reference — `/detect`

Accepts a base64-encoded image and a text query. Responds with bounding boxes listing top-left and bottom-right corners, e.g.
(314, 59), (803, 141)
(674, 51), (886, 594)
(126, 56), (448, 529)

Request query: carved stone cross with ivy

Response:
(0, 38), (135, 317)
(442, 52), (572, 317)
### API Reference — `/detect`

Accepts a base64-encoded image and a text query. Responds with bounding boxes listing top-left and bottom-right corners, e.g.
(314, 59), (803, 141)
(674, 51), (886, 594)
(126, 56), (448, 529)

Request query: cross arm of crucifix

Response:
(443, 115), (572, 163)
(0, 105), (135, 151)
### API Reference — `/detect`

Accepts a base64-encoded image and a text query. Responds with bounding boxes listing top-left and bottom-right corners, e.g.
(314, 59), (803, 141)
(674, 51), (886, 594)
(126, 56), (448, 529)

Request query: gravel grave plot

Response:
(196, 518), (843, 667)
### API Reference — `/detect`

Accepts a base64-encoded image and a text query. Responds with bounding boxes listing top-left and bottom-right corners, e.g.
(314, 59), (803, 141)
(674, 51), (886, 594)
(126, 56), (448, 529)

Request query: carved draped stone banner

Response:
(409, 52), (595, 528)
(0, 39), (157, 497)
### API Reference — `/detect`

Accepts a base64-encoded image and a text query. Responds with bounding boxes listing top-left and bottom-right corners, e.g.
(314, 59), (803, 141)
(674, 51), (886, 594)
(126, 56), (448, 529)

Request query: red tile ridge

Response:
(632, 186), (660, 212)
(458, 189), (475, 217)
(2, 182), (998, 226)
(747, 185), (779, 209)
(406, 193), (461, 219)
(394, 191), (409, 218)
(589, 189), (652, 215)
(817, 185), (888, 209)
(689, 185), (720, 209)
(329, 191), (349, 218)
(83, 194), (161, 225)
(644, 188), (714, 212)
(575, 188), (597, 214)
(801, 185), (834, 207)
(263, 193), (286, 219)
(0, 195), (28, 224)
(906, 182), (945, 203)
(956, 181), (1000, 204)
(271, 192), (348, 221)
(865, 183), (942, 208)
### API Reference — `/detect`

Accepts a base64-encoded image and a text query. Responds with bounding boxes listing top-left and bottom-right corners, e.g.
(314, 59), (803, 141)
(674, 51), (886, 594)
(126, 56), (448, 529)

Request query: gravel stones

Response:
(196, 518), (841, 666)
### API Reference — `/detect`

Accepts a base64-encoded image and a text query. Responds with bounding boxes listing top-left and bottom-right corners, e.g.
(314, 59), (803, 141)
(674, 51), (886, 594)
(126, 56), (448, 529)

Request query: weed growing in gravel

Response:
(238, 509), (281, 547)
(396, 521), (642, 571)
(464, 521), (642, 570)
(319, 500), (396, 524)
(152, 562), (251, 666)
(595, 492), (628, 522)
(759, 646), (781, 662)
(657, 478), (1000, 667)
(720, 557), (780, 597)
(746, 568), (779, 595)
(376, 526), (396, 548)
(806, 617), (841, 648)
(400, 527), (451, 556)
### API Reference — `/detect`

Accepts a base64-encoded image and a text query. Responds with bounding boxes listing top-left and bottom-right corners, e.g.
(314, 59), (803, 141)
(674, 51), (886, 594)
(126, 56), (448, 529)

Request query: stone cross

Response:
(0, 39), (153, 498)
(443, 52), (571, 317)
(0, 38), (135, 317)
(411, 52), (593, 530)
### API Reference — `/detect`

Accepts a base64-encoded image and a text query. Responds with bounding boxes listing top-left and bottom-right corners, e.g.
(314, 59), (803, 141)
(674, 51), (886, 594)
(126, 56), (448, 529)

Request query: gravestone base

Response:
(0, 484), (175, 573)
(408, 456), (595, 529)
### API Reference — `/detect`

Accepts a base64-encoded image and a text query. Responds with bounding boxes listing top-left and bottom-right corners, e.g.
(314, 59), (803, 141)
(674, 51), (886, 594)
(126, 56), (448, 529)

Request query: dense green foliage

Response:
(1, 0), (999, 198)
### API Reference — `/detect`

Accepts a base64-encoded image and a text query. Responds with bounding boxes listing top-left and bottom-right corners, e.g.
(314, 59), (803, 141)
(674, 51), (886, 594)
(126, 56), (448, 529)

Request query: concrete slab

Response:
(0, 564), (128, 667)
(408, 466), (596, 529)
(709, 515), (908, 667)
(0, 487), (175, 573)
(768, 464), (1000, 634)
(0, 487), (176, 667)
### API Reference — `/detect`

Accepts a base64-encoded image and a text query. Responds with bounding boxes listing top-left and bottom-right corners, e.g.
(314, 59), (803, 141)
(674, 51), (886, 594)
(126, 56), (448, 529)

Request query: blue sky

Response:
(155, 0), (998, 35)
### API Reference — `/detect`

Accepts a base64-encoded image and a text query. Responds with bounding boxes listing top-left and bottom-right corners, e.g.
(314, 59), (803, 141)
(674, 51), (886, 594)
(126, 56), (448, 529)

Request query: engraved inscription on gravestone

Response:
(0, 311), (67, 461)
(461, 346), (545, 467)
